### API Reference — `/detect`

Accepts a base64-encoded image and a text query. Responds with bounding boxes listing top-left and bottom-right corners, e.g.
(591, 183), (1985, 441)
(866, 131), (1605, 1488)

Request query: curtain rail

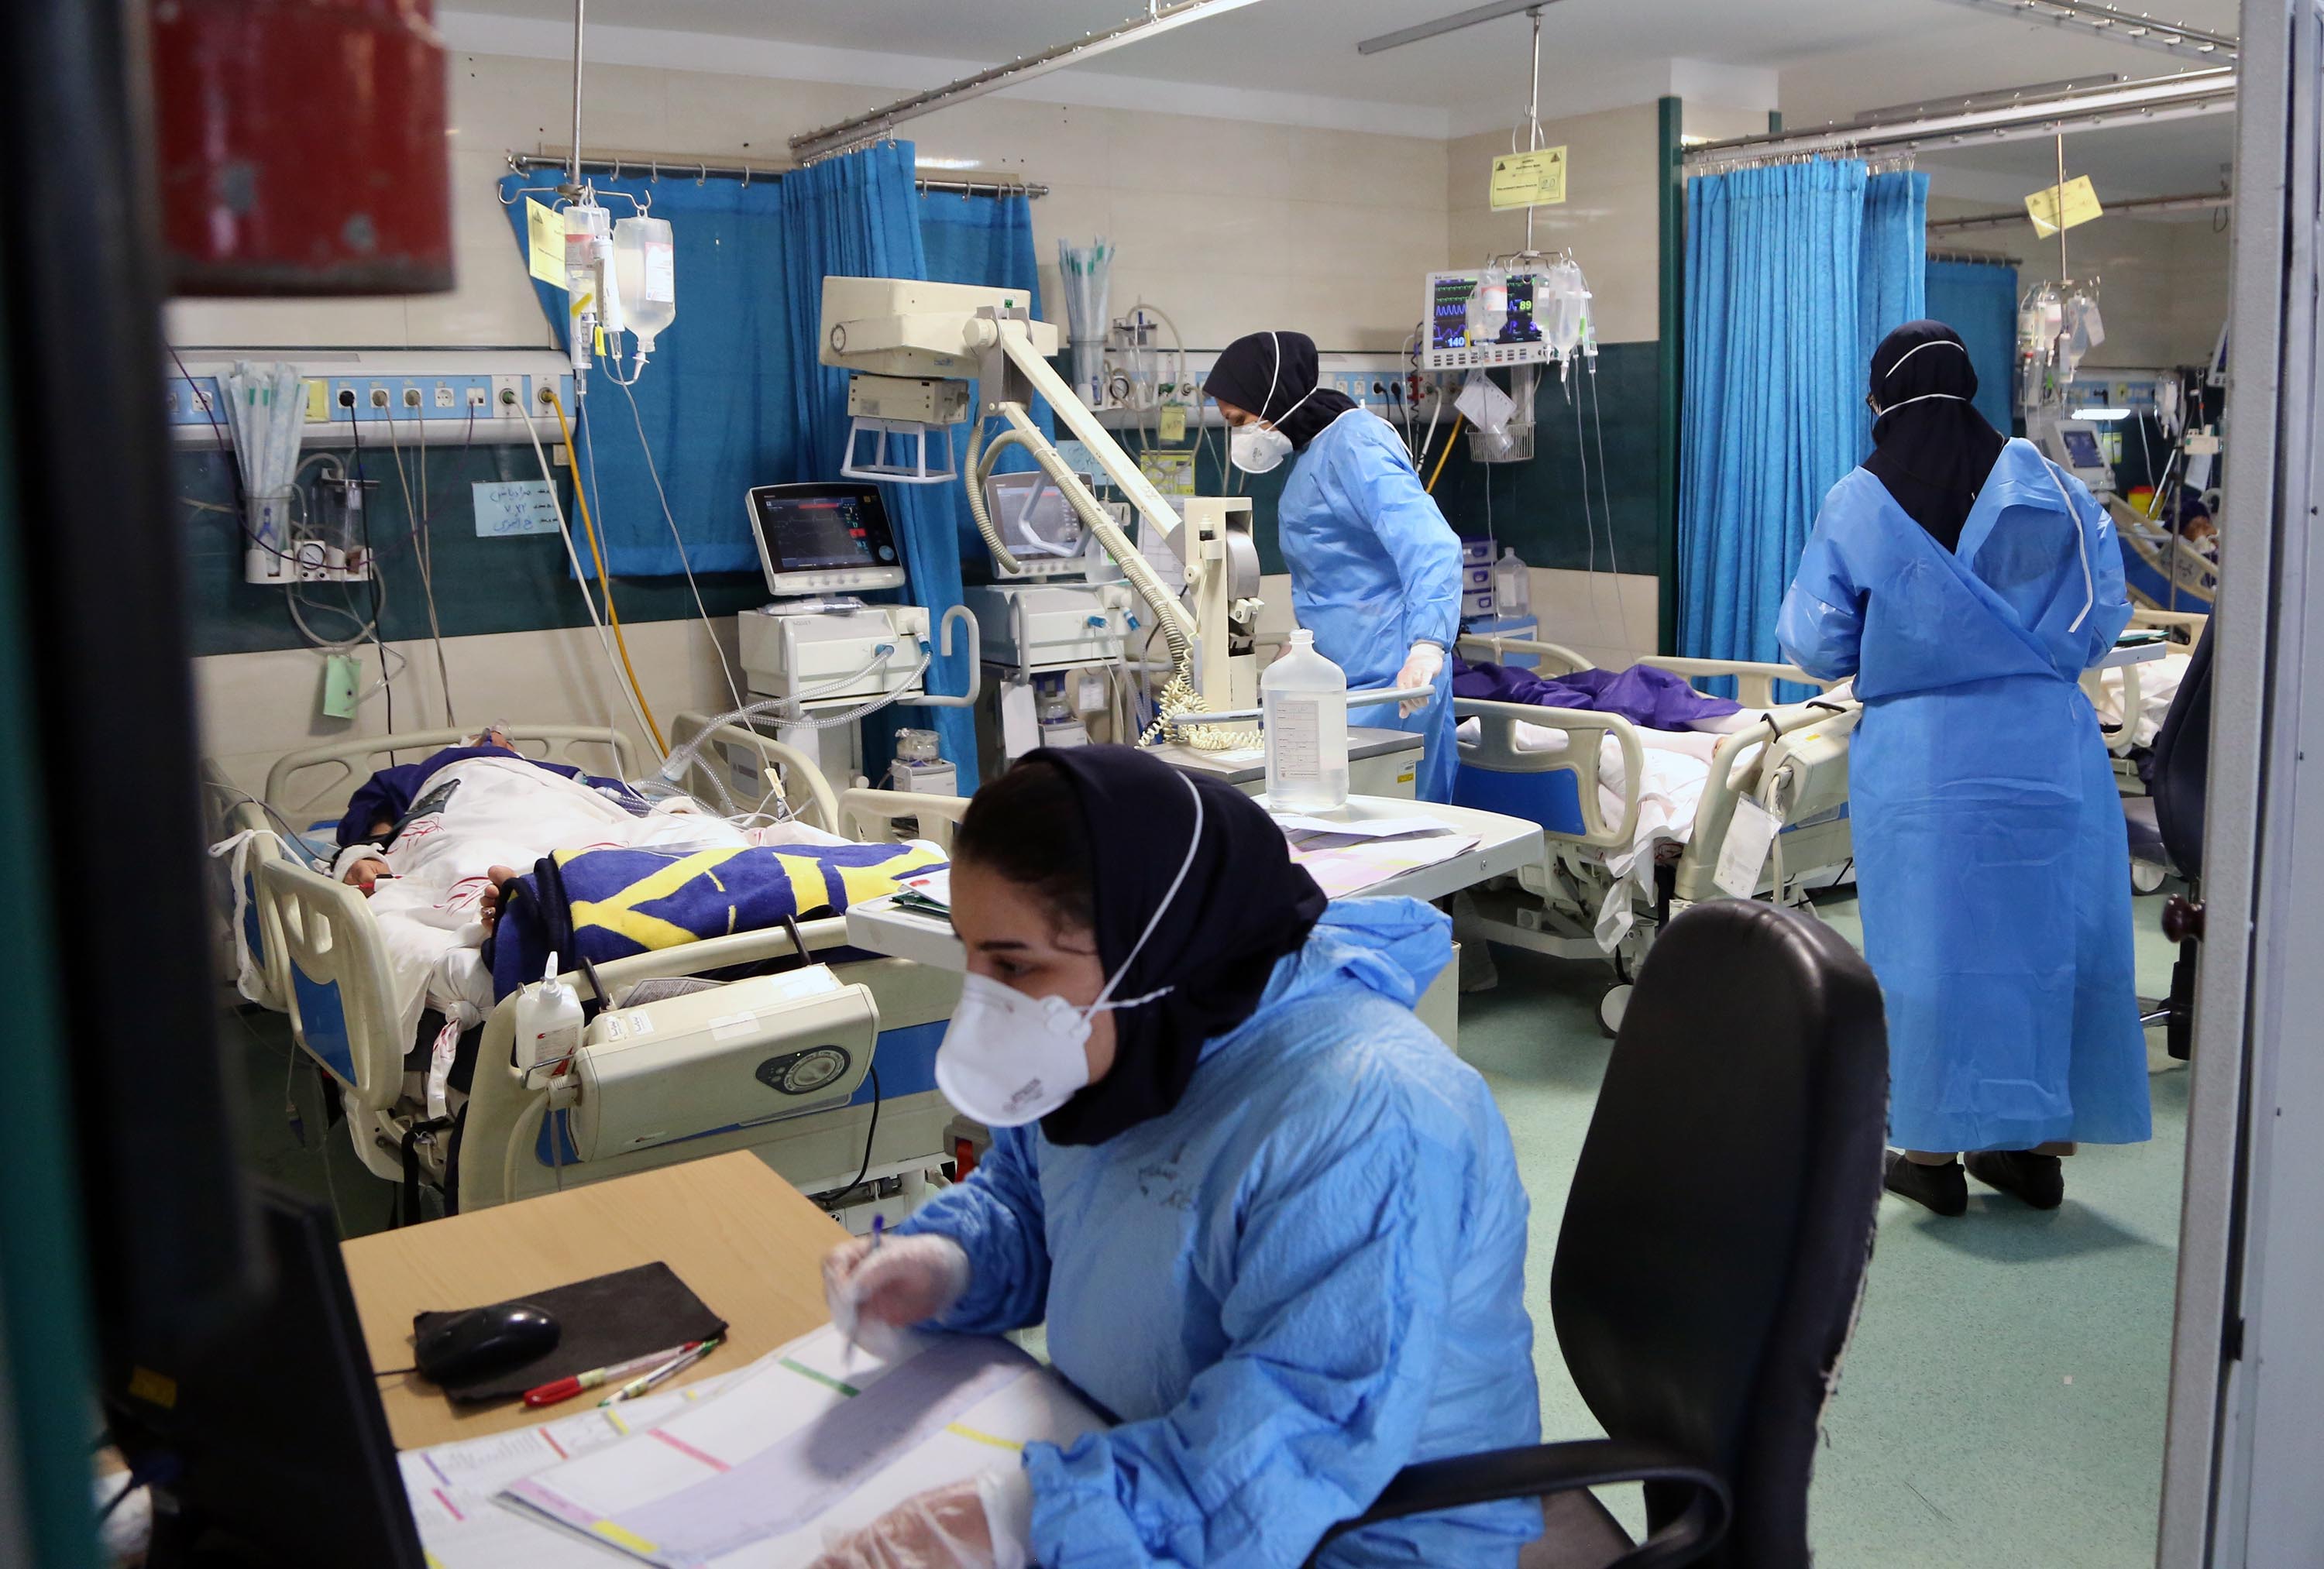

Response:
(503, 151), (1048, 197)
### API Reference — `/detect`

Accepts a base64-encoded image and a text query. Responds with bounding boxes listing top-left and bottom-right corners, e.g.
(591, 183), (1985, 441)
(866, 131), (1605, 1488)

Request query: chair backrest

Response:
(1550, 900), (1888, 1566)
(2148, 620), (2214, 882)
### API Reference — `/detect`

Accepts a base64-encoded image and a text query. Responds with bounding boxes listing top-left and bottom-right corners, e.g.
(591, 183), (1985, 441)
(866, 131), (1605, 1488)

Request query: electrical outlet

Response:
(164, 386), (181, 415)
(433, 382), (456, 410)
(367, 383), (390, 410)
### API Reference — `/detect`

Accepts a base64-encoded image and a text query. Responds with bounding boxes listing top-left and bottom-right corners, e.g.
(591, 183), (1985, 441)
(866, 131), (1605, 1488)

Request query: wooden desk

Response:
(341, 1152), (845, 1451)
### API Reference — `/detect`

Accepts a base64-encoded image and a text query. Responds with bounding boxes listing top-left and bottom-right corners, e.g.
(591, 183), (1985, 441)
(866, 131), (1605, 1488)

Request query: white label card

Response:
(473, 479), (562, 537)
(1714, 797), (1782, 899)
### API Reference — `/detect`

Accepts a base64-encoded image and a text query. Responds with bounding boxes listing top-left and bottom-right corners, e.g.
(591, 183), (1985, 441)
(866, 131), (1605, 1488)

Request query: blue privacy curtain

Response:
(1854, 171), (1930, 458)
(1926, 257), (2020, 434)
(1679, 160), (1868, 677)
(781, 141), (979, 790)
(917, 187), (1050, 572)
(497, 173), (791, 575)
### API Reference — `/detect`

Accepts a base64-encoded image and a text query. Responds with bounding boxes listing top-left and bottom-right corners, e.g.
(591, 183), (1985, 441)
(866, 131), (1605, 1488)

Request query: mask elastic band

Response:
(1879, 338), (1968, 389)
(1874, 391), (1971, 417)
(1090, 773), (1205, 1014)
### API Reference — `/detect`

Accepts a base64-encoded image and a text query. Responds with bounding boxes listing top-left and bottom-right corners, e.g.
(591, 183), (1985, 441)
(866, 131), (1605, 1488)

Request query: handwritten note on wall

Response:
(473, 480), (562, 538)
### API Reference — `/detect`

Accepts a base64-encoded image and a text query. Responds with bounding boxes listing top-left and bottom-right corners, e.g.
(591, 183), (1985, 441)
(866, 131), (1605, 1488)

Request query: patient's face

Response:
(950, 857), (1116, 1083)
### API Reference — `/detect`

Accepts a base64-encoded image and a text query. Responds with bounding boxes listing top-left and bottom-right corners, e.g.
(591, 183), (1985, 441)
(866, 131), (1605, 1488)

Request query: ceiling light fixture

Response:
(1355, 0), (1566, 56)
(790, 0), (1271, 163)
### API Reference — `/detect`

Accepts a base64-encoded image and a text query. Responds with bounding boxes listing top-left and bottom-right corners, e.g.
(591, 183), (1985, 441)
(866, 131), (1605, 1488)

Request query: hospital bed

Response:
(209, 721), (968, 1224)
(2085, 611), (2208, 891)
(1449, 635), (1858, 1035)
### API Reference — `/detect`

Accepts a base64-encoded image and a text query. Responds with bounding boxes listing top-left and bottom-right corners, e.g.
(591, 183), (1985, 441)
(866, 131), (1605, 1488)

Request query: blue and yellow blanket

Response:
(489, 840), (945, 1000)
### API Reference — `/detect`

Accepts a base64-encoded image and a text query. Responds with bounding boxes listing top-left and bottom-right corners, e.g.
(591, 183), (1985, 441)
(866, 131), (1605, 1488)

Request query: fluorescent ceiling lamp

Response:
(790, 0), (1270, 163)
(1925, 0), (2237, 62)
(2075, 407), (2134, 420)
(1858, 74), (2124, 120)
(1356, 0), (1566, 55)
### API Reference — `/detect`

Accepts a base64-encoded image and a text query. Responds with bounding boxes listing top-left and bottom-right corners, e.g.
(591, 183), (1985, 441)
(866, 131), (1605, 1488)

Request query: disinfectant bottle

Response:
(514, 950), (585, 1071)
(1494, 547), (1531, 619)
(1263, 628), (1349, 813)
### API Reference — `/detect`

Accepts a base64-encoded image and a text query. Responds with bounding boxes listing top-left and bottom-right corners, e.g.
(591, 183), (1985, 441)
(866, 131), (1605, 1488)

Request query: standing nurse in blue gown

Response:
(1779, 320), (2150, 1217)
(1205, 331), (1465, 802)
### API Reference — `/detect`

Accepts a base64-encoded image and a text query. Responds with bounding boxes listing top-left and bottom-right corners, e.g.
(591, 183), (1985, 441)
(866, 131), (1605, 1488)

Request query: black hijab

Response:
(1862, 319), (2010, 554)
(1026, 744), (1326, 1146)
(1203, 330), (1360, 452)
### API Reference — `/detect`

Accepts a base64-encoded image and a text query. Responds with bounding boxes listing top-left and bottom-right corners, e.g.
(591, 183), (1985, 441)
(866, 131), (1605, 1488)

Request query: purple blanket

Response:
(1452, 657), (1741, 729)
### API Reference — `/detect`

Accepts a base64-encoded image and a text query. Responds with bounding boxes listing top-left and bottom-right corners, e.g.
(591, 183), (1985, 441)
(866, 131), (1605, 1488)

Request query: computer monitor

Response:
(745, 482), (909, 599)
(109, 1181), (426, 1569)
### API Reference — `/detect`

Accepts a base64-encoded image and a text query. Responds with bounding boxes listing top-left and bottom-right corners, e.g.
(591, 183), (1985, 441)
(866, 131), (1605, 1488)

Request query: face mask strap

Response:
(1090, 773), (1205, 1014)
(1872, 391), (1971, 417)
(1250, 331), (1316, 432)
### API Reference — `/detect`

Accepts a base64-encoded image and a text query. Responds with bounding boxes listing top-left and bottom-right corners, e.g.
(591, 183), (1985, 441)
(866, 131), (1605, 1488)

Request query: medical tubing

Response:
(552, 391), (669, 757)
(516, 398), (662, 753)
(651, 644), (931, 796)
(380, 400), (457, 728)
(1425, 414), (1464, 493)
(617, 376), (751, 718)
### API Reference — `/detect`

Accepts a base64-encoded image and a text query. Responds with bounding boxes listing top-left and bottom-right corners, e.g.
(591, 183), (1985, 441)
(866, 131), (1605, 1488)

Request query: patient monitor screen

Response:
(748, 484), (902, 591)
(2060, 428), (2104, 470)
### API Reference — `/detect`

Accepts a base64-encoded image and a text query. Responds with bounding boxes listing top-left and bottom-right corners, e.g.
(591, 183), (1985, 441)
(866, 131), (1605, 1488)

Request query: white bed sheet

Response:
(2092, 650), (2192, 749)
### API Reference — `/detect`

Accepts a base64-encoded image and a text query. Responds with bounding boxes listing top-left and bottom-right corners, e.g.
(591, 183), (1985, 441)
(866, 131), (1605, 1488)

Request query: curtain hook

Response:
(650, 159), (660, 183)
(610, 156), (622, 180)
(696, 162), (708, 184)
(741, 164), (751, 188)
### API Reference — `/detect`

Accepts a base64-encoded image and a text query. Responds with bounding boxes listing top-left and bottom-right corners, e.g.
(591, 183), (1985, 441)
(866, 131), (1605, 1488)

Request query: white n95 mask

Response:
(933, 775), (1206, 1128)
(1229, 422), (1294, 476)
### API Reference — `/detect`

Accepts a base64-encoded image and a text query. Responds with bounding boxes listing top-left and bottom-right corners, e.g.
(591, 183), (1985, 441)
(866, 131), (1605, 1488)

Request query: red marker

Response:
(522, 1342), (701, 1409)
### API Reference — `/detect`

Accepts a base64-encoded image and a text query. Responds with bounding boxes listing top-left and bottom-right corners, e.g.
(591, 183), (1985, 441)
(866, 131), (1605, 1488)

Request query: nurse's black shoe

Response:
(1882, 1149), (1967, 1217)
(1967, 1149), (2065, 1210)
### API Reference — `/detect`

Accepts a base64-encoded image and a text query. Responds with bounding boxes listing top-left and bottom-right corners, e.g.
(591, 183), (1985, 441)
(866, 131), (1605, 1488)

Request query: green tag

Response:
(321, 654), (360, 719)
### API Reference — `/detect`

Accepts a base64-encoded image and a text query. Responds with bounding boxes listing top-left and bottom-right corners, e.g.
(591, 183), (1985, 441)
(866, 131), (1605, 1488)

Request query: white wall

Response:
(167, 51), (1452, 358)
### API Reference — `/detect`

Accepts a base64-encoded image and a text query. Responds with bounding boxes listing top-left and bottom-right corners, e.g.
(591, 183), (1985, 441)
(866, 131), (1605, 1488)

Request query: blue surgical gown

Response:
(898, 898), (1541, 1566)
(1777, 438), (2150, 1153)
(1277, 410), (1464, 802)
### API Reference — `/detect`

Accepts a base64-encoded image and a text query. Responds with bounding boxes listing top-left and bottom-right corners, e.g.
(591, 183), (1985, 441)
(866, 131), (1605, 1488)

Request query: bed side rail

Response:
(1455, 632), (1593, 675)
(263, 725), (638, 825)
(1635, 655), (1829, 710)
(1452, 696), (1648, 853)
(1679, 698), (1859, 885)
(840, 788), (971, 853)
(255, 857), (410, 1114)
(666, 712), (844, 833)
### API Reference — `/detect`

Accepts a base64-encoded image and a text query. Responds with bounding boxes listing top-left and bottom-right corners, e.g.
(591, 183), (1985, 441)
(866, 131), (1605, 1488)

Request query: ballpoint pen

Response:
(600, 1336), (722, 1406)
(524, 1342), (698, 1409)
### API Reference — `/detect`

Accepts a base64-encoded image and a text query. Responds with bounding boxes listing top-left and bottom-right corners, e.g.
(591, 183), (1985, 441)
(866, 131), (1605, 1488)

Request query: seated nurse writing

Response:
(810, 744), (1541, 1569)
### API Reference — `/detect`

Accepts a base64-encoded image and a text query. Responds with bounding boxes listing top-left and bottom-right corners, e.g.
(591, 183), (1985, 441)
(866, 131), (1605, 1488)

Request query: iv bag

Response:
(1538, 259), (1590, 361)
(610, 216), (676, 355)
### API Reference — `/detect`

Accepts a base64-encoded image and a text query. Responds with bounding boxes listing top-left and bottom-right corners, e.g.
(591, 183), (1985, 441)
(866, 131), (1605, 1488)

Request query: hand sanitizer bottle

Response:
(1263, 629), (1349, 813)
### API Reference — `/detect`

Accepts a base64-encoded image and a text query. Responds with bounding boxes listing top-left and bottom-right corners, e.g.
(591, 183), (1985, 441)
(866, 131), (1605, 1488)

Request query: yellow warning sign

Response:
(2024, 175), (2103, 237)
(1490, 146), (1568, 211)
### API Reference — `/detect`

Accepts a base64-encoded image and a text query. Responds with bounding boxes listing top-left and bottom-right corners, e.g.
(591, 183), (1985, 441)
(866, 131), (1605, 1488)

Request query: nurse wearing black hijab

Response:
(1779, 320), (2146, 1221)
(1205, 330), (1466, 802)
(813, 746), (1540, 1569)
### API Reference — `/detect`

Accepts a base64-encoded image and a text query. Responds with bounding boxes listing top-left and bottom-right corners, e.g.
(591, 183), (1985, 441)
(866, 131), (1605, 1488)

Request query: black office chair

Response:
(1308, 900), (1889, 1568)
(2125, 621), (2212, 1060)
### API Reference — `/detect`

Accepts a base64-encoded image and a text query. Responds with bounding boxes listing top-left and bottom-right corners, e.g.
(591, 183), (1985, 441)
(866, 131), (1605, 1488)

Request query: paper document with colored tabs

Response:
(1280, 822), (1480, 900)
(497, 1325), (1103, 1567)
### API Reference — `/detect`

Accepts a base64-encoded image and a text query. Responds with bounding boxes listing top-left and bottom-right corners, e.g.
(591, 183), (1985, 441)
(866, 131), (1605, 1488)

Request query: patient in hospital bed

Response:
(325, 730), (846, 1051)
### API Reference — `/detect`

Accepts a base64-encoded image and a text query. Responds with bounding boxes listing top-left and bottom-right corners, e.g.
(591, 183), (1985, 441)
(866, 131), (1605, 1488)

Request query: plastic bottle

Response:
(514, 950), (585, 1072)
(1263, 629), (1349, 813)
(610, 215), (677, 357)
(1494, 548), (1531, 618)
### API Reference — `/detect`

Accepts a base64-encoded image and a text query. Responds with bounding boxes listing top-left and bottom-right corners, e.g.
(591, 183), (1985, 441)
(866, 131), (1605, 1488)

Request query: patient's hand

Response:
(479, 866), (520, 931)
(342, 857), (391, 895)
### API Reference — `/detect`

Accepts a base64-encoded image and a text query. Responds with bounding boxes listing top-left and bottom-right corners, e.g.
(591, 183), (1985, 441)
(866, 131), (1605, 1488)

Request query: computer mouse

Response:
(413, 1303), (561, 1386)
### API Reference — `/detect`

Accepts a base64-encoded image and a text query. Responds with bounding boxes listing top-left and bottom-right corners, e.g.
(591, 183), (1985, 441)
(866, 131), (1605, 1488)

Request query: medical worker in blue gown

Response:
(1203, 331), (1465, 802)
(810, 745), (1539, 1568)
(1779, 320), (2150, 1218)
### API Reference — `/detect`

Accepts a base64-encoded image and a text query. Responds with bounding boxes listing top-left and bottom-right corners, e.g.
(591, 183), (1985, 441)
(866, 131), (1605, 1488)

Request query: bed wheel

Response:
(1599, 984), (1632, 1039)
(2132, 860), (2168, 895)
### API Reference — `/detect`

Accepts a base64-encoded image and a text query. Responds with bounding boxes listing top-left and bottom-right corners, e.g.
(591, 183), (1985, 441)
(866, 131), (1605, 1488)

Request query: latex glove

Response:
(1395, 641), (1446, 717)
(807, 1474), (1031, 1569)
(823, 1233), (972, 1355)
